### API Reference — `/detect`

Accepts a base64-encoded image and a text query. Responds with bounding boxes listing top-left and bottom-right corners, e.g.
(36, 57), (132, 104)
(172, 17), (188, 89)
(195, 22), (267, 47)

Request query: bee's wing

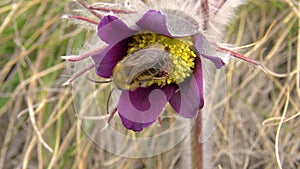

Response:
(118, 46), (171, 83)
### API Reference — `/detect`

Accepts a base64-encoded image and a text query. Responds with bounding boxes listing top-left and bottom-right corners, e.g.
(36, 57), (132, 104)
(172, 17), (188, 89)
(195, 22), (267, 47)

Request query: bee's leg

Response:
(87, 76), (112, 84)
(137, 77), (153, 83)
(152, 76), (168, 86)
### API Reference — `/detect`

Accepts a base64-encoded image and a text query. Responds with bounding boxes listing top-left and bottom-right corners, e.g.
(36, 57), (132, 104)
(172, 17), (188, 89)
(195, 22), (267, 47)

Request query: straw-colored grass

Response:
(0, 0), (299, 168)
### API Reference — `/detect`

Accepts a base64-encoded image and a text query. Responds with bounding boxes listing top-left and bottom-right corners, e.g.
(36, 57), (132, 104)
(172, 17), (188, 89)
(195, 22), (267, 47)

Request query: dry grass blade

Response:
(275, 87), (290, 169)
(25, 95), (53, 153)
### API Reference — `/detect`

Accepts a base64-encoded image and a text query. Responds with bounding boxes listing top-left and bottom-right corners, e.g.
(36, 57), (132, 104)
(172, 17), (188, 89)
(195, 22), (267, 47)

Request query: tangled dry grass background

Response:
(0, 0), (299, 168)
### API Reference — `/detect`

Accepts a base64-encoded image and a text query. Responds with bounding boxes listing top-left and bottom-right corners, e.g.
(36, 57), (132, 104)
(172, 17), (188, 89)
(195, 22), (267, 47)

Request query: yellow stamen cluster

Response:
(127, 33), (197, 85)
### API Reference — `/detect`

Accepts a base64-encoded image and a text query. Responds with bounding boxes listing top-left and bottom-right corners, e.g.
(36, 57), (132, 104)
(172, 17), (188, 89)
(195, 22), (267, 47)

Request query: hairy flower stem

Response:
(65, 15), (99, 25)
(89, 6), (136, 14)
(61, 46), (106, 62)
(214, 0), (227, 15)
(218, 47), (259, 66)
(76, 0), (103, 19)
(63, 64), (95, 85)
(200, 0), (209, 30)
(192, 111), (203, 169)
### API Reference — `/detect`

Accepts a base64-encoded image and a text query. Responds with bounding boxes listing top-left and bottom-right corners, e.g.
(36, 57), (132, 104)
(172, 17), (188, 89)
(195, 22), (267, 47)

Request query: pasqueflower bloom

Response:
(63, 0), (258, 132)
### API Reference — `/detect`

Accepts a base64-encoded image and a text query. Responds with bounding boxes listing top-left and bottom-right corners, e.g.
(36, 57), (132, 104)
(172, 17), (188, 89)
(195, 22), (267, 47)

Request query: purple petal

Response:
(193, 33), (225, 69)
(119, 113), (155, 132)
(169, 57), (204, 118)
(201, 53), (225, 69)
(98, 15), (136, 44)
(118, 85), (175, 124)
(136, 10), (172, 36)
(194, 58), (205, 109)
(92, 40), (129, 78)
(136, 10), (199, 37)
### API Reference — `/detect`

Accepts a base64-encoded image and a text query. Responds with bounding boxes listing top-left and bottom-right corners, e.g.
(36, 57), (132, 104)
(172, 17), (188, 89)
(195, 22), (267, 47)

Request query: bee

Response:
(112, 45), (170, 91)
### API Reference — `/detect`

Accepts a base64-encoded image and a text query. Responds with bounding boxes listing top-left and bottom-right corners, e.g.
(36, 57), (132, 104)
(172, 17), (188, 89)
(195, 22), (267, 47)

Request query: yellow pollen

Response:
(127, 33), (197, 86)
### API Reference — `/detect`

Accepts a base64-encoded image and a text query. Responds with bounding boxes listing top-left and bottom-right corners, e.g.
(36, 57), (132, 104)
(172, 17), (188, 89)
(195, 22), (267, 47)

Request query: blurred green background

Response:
(0, 0), (299, 168)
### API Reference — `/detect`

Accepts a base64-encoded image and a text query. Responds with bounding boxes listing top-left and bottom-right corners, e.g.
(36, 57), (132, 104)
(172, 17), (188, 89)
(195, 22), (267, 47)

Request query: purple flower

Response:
(90, 10), (225, 132)
(63, 0), (259, 134)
